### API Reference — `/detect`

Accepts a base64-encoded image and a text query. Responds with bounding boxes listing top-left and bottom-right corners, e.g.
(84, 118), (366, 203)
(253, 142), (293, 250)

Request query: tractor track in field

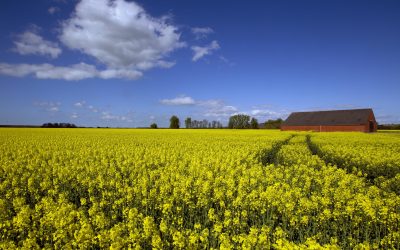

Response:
(259, 134), (296, 166)
(306, 135), (320, 157)
(306, 134), (357, 173)
(305, 134), (400, 194)
(306, 134), (363, 174)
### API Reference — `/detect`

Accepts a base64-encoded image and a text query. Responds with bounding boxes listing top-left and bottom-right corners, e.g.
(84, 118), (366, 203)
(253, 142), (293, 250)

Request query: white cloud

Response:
(1, 0), (184, 81)
(48, 6), (60, 14)
(219, 56), (235, 66)
(34, 101), (61, 112)
(196, 99), (238, 117)
(74, 100), (104, 116)
(13, 30), (62, 58)
(74, 101), (86, 107)
(197, 99), (224, 108)
(49, 107), (59, 112)
(160, 95), (196, 105)
(248, 108), (289, 121)
(98, 68), (143, 80)
(191, 40), (220, 61)
(0, 62), (142, 81)
(88, 105), (99, 113)
(1, 0), (227, 81)
(101, 111), (133, 122)
(191, 27), (214, 39)
(160, 95), (238, 118)
(101, 112), (118, 120)
(71, 113), (79, 119)
(59, 0), (184, 70)
(74, 101), (102, 115)
(204, 104), (238, 117)
(251, 109), (279, 116)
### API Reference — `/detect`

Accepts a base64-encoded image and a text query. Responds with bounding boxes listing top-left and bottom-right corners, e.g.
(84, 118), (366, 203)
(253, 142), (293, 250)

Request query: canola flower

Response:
(0, 128), (399, 249)
(308, 132), (400, 194)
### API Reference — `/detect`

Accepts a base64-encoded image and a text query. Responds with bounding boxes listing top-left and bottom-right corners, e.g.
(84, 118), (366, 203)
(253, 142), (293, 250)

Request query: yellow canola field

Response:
(0, 128), (399, 249)
(309, 132), (400, 194)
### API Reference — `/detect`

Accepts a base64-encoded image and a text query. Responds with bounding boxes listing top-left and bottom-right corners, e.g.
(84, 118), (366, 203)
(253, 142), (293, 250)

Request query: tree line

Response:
(184, 117), (223, 129)
(40, 116), (283, 129)
(377, 124), (400, 130)
(41, 123), (77, 128)
(151, 115), (283, 129)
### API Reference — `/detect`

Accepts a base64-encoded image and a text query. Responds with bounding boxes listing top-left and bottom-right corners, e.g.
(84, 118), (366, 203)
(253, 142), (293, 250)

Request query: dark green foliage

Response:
(378, 124), (400, 130)
(189, 119), (222, 129)
(184, 117), (192, 129)
(169, 116), (180, 129)
(250, 118), (259, 129)
(228, 114), (250, 129)
(150, 123), (158, 129)
(41, 123), (77, 128)
(263, 119), (283, 129)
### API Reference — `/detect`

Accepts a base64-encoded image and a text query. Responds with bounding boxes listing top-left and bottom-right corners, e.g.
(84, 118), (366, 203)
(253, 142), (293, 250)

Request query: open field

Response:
(0, 128), (399, 249)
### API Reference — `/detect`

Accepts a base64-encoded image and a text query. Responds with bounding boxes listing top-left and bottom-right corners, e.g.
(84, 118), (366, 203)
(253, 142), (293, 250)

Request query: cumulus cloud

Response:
(71, 113), (79, 119)
(219, 56), (235, 66)
(195, 99), (238, 117)
(160, 95), (238, 118)
(248, 107), (289, 121)
(191, 40), (220, 61)
(13, 30), (61, 58)
(101, 111), (133, 122)
(74, 101), (86, 107)
(98, 68), (143, 80)
(251, 109), (280, 116)
(0, 0), (185, 81)
(75, 101), (101, 114)
(204, 105), (238, 117)
(49, 107), (60, 112)
(59, 0), (184, 70)
(160, 95), (196, 105)
(191, 27), (214, 39)
(0, 62), (142, 80)
(196, 99), (223, 108)
(101, 112), (119, 120)
(34, 101), (61, 112)
(48, 6), (60, 14)
(88, 105), (99, 113)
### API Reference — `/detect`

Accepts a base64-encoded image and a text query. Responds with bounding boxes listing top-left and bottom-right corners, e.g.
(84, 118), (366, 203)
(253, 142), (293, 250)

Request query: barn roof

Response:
(283, 109), (374, 126)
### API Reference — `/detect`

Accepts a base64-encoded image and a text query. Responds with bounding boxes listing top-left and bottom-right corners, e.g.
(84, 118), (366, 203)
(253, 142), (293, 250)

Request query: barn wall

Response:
(368, 112), (377, 132)
(281, 125), (368, 132)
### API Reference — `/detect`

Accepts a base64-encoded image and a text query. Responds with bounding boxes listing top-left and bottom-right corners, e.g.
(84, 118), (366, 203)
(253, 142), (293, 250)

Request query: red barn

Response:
(281, 109), (377, 132)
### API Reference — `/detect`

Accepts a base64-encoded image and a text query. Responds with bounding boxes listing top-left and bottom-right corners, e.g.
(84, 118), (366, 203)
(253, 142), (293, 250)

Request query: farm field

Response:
(0, 128), (399, 249)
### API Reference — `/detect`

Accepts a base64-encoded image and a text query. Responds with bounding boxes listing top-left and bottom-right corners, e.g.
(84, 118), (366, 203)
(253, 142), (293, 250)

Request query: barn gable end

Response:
(281, 109), (377, 132)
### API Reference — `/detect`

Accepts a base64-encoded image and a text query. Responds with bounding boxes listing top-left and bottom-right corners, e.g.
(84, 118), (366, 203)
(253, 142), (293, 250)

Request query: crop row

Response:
(269, 134), (400, 249)
(308, 132), (400, 194)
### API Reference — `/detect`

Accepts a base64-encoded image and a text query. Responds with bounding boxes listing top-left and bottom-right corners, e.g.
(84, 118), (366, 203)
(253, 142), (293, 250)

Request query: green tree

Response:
(250, 117), (259, 129)
(228, 114), (250, 129)
(169, 115), (180, 129)
(185, 117), (192, 129)
(263, 118), (283, 129)
(150, 123), (158, 129)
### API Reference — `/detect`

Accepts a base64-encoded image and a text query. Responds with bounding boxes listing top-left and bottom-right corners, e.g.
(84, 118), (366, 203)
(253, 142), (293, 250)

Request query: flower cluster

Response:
(309, 132), (400, 194)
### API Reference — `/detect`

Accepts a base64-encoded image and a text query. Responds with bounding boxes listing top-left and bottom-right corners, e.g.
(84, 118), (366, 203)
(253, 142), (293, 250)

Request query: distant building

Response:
(281, 109), (377, 132)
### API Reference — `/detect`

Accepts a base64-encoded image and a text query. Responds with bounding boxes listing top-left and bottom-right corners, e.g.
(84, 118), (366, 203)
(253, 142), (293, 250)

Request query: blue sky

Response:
(1, 0), (399, 127)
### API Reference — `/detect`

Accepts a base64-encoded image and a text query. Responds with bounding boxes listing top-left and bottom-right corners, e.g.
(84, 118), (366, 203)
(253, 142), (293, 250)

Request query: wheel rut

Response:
(259, 134), (295, 166)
